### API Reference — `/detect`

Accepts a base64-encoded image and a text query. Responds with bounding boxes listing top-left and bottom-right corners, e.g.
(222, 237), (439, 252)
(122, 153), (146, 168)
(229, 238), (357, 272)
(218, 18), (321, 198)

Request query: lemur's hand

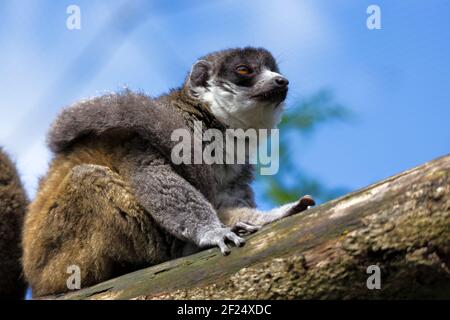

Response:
(198, 227), (245, 255)
(232, 221), (261, 236)
(285, 195), (315, 217)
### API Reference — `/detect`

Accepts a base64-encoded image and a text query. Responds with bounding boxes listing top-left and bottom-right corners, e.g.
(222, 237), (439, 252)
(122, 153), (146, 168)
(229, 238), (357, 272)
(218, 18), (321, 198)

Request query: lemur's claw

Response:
(218, 240), (231, 255)
(286, 195), (316, 216)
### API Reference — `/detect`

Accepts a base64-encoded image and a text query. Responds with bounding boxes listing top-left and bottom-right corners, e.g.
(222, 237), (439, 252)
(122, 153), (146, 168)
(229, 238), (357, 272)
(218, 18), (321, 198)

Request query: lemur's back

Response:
(23, 134), (186, 297)
(27, 133), (131, 220)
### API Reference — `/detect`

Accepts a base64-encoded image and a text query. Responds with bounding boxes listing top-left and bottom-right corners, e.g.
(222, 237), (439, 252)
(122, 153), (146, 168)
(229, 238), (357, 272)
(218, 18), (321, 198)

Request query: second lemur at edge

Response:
(22, 47), (315, 297)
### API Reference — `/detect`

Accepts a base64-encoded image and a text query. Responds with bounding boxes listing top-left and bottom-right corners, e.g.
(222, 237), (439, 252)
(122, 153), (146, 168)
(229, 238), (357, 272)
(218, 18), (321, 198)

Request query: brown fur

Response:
(23, 133), (187, 297)
(0, 148), (27, 299)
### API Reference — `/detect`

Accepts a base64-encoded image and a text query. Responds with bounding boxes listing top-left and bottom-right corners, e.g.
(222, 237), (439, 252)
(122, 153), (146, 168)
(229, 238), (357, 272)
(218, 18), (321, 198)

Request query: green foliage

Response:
(256, 89), (353, 206)
(282, 90), (351, 133)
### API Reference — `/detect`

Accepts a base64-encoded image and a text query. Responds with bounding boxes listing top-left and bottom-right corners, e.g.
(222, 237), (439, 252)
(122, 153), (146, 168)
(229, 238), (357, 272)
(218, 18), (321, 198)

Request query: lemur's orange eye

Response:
(235, 65), (252, 75)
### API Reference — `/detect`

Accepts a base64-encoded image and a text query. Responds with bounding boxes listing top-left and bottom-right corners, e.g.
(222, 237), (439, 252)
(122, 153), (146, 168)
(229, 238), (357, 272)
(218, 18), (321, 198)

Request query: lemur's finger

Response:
(226, 232), (245, 247)
(244, 222), (261, 232)
(218, 239), (231, 255)
(233, 222), (261, 234)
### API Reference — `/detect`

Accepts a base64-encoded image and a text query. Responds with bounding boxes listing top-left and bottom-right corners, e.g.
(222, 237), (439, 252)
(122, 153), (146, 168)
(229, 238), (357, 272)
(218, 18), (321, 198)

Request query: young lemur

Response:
(0, 148), (27, 299)
(23, 47), (315, 297)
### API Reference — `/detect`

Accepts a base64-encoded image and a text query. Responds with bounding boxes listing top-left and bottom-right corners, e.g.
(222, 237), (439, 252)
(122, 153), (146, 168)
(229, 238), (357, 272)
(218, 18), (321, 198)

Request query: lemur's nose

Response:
(274, 76), (289, 87)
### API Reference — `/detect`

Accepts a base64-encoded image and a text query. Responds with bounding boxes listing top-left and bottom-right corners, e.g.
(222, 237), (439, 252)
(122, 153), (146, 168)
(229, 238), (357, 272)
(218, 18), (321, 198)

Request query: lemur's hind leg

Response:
(219, 195), (315, 236)
(23, 164), (178, 297)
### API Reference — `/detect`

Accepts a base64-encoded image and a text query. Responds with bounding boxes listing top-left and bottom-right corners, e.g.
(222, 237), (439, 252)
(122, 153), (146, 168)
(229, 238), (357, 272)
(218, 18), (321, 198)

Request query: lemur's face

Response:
(187, 47), (288, 129)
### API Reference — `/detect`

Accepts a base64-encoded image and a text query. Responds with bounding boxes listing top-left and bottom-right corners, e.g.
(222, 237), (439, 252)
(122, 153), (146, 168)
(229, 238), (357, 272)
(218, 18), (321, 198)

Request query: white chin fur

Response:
(194, 80), (284, 130)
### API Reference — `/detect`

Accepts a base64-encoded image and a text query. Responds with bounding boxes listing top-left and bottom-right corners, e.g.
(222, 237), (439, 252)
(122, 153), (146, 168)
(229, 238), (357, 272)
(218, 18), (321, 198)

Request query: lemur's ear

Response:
(189, 60), (211, 88)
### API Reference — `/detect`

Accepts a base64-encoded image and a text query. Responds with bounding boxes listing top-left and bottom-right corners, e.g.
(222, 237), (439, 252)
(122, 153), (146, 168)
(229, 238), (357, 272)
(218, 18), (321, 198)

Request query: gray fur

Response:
(47, 90), (217, 203)
(122, 142), (245, 254)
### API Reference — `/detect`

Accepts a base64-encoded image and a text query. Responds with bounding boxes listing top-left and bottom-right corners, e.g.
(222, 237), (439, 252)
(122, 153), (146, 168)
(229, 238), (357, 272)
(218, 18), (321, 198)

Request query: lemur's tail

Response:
(0, 148), (27, 299)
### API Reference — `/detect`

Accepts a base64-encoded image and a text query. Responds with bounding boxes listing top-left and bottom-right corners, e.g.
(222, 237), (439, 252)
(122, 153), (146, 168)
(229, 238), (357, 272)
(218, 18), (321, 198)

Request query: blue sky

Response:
(0, 0), (449, 210)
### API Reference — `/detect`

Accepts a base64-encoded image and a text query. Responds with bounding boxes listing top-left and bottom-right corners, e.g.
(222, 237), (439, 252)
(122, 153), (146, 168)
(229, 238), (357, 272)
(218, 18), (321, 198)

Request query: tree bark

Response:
(53, 154), (450, 300)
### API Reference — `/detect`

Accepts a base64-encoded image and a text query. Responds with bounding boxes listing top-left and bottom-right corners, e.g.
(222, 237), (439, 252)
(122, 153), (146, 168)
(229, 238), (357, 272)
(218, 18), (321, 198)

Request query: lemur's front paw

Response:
(232, 221), (261, 236)
(285, 195), (315, 217)
(198, 227), (245, 255)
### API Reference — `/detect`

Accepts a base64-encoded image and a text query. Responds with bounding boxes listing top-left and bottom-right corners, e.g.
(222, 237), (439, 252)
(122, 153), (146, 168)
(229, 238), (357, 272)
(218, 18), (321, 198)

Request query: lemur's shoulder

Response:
(46, 89), (217, 203)
(47, 90), (181, 153)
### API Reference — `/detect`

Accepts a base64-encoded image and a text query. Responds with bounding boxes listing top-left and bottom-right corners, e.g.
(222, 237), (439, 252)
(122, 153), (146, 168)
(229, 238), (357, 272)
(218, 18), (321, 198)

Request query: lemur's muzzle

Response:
(273, 76), (289, 88)
(251, 75), (289, 103)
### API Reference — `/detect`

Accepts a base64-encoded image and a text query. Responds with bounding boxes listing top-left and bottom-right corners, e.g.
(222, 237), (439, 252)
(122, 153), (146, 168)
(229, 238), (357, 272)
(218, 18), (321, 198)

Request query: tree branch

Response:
(51, 155), (450, 300)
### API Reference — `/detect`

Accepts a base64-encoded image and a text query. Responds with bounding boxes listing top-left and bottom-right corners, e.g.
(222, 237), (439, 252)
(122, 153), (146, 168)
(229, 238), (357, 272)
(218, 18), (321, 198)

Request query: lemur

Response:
(0, 148), (27, 299)
(22, 47), (315, 297)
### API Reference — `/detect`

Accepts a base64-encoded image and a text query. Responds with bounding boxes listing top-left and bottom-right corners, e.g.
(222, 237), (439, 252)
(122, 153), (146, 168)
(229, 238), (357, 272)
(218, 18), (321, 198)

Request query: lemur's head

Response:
(186, 47), (288, 130)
